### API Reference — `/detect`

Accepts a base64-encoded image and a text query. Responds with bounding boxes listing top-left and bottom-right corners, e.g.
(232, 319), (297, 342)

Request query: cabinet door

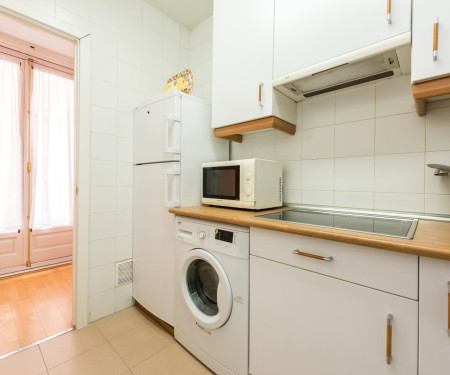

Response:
(412, 0), (450, 82)
(250, 255), (418, 375)
(211, 0), (274, 128)
(273, 0), (411, 79)
(419, 257), (450, 375)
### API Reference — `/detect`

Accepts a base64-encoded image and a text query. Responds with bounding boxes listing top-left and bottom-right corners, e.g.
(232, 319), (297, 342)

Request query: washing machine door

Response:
(180, 248), (232, 330)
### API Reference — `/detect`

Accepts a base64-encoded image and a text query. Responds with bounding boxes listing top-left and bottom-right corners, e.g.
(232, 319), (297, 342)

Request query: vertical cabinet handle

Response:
(433, 17), (439, 61)
(447, 281), (450, 338)
(386, 314), (393, 365)
(258, 82), (263, 107)
(387, 0), (392, 24)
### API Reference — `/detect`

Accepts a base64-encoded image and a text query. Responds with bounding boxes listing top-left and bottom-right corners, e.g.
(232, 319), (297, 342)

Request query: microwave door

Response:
(203, 165), (240, 201)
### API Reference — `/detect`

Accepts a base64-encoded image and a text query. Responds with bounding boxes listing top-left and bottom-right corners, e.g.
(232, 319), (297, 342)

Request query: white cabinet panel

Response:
(250, 255), (418, 375)
(0, 231), (23, 269)
(419, 257), (450, 375)
(273, 0), (411, 79)
(412, 0), (450, 82)
(211, 0), (274, 128)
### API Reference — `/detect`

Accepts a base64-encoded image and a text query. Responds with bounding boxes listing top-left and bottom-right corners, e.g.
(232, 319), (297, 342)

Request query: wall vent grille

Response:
(116, 260), (133, 286)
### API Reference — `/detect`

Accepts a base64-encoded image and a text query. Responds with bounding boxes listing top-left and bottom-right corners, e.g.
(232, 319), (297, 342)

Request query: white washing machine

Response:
(174, 216), (250, 375)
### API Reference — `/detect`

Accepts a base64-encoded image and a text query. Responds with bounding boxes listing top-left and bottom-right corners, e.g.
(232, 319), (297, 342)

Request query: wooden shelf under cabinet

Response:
(412, 76), (450, 116)
(213, 115), (296, 143)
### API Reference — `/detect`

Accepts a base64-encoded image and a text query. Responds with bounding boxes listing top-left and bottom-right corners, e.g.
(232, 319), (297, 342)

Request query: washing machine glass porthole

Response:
(186, 259), (219, 316)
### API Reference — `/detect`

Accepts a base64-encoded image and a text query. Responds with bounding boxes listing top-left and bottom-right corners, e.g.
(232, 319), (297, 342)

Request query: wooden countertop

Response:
(169, 206), (450, 261)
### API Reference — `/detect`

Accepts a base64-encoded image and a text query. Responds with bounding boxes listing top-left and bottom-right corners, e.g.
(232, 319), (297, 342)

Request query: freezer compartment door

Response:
(132, 162), (180, 325)
(134, 95), (181, 164)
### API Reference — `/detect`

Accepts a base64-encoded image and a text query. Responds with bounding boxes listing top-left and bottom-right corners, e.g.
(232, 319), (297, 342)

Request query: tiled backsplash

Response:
(231, 75), (450, 215)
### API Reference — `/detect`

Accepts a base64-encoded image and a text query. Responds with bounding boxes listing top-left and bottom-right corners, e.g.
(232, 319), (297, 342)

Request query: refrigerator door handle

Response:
(165, 168), (181, 207)
(165, 115), (181, 154)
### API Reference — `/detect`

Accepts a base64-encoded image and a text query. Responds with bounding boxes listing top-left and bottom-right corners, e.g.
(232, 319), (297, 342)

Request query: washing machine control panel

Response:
(214, 228), (234, 243)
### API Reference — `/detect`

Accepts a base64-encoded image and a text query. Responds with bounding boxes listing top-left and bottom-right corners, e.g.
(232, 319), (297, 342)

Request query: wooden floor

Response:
(0, 264), (72, 357)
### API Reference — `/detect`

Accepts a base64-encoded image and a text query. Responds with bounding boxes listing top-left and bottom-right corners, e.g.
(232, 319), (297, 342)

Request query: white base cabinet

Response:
(419, 257), (450, 375)
(250, 256), (418, 375)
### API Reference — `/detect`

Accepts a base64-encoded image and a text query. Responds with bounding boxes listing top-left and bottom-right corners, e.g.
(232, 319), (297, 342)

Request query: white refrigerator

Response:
(132, 91), (228, 325)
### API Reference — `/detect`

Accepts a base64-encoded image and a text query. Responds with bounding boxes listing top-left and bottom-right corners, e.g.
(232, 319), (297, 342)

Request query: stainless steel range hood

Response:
(274, 45), (411, 101)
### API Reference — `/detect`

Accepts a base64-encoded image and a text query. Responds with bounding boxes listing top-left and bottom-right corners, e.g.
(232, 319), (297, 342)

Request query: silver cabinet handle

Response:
(386, 314), (393, 364)
(433, 17), (439, 61)
(292, 249), (333, 262)
(258, 81), (263, 107)
(387, 0), (392, 24)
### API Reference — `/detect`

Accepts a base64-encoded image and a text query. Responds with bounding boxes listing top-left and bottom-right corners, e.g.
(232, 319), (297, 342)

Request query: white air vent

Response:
(116, 260), (133, 286)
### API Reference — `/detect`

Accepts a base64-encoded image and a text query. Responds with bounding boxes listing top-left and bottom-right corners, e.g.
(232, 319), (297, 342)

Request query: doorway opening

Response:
(0, 12), (75, 356)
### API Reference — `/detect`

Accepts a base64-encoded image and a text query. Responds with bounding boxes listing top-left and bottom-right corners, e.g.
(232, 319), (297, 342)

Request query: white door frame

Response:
(0, 4), (91, 329)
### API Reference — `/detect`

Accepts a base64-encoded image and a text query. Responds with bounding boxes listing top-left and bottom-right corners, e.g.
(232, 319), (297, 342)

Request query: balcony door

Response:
(0, 51), (74, 275)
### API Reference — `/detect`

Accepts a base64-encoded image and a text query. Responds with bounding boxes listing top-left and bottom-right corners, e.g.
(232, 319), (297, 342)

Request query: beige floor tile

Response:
(131, 342), (208, 375)
(39, 324), (106, 369)
(47, 342), (128, 375)
(110, 321), (174, 368)
(94, 306), (148, 340)
(0, 346), (47, 375)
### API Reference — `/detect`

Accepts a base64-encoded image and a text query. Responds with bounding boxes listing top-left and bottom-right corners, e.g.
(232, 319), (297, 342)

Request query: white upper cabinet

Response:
(412, 0), (450, 82)
(273, 0), (412, 80)
(212, 0), (296, 129)
(419, 257), (450, 375)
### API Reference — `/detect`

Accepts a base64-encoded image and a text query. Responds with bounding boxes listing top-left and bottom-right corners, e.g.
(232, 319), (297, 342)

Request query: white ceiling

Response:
(0, 13), (74, 58)
(145, 0), (213, 29)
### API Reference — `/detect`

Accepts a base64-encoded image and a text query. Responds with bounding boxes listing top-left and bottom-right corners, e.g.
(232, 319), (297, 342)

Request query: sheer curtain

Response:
(30, 67), (74, 229)
(0, 56), (22, 233)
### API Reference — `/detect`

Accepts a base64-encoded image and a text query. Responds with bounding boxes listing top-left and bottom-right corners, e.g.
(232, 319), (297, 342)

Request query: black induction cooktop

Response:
(255, 208), (418, 239)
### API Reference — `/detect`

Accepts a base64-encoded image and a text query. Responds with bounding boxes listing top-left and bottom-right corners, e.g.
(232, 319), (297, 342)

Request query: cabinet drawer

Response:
(250, 228), (418, 299)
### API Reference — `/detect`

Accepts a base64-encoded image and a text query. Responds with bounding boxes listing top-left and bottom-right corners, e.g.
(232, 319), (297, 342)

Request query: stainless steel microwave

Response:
(201, 159), (283, 210)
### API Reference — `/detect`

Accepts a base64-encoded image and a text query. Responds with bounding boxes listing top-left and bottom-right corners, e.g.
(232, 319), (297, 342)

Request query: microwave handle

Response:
(165, 115), (181, 154)
(165, 168), (181, 207)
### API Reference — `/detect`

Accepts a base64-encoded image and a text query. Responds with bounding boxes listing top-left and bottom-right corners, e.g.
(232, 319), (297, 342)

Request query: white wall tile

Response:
(90, 160), (116, 187)
(116, 211), (132, 236)
(335, 156), (374, 192)
(336, 84), (375, 124)
(163, 15), (180, 44)
(91, 79), (117, 110)
(375, 193), (425, 213)
(55, 7), (90, 31)
(282, 161), (301, 190)
(89, 263), (116, 295)
(90, 133), (117, 161)
(90, 24), (118, 59)
(335, 119), (374, 157)
(302, 191), (334, 206)
(118, 62), (141, 92)
(142, 49), (163, 75)
(91, 106), (117, 136)
(90, 0), (118, 32)
(56, 0), (89, 18)
(118, 38), (141, 68)
(181, 26), (190, 49)
(89, 238), (116, 268)
(92, 51), (117, 85)
(116, 235), (132, 261)
(376, 75), (415, 117)
(119, 12), (141, 44)
(90, 213), (116, 241)
(375, 153), (425, 193)
(275, 129), (301, 161)
(425, 194), (450, 214)
(334, 191), (374, 209)
(116, 187), (133, 211)
(118, 88), (141, 114)
(115, 284), (133, 311)
(21, 0), (56, 16)
(90, 187), (117, 213)
(143, 1), (162, 33)
(302, 126), (334, 160)
(252, 133), (275, 160)
(163, 39), (180, 64)
(425, 151), (450, 194)
(118, 0), (141, 21)
(283, 189), (301, 204)
(231, 135), (252, 160)
(302, 94), (335, 129)
(89, 289), (115, 322)
(302, 159), (334, 191)
(426, 106), (450, 151)
(117, 163), (133, 186)
(117, 137), (133, 162)
(375, 113), (425, 155)
(117, 112), (133, 138)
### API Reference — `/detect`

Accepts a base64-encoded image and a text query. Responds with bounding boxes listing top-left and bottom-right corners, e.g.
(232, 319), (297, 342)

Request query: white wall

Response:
(232, 75), (450, 215)
(0, 0), (193, 323)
